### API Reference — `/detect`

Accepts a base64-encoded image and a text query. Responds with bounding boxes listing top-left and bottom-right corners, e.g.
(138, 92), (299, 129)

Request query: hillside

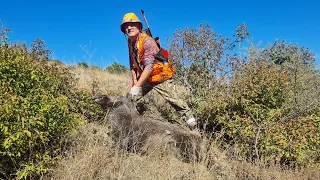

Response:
(47, 66), (319, 180)
(1, 25), (319, 179)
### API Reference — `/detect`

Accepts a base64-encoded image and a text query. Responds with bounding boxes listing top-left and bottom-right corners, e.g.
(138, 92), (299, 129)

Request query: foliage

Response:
(262, 40), (315, 65)
(29, 38), (53, 60)
(230, 60), (319, 166)
(193, 59), (319, 167)
(105, 62), (128, 74)
(0, 27), (11, 45)
(77, 62), (102, 71)
(0, 30), (102, 179)
(168, 23), (250, 95)
(168, 23), (320, 168)
(264, 43), (319, 112)
(90, 65), (102, 71)
(78, 62), (89, 69)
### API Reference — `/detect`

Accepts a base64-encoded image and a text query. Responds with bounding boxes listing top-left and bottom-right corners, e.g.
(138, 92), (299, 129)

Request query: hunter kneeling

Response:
(120, 12), (198, 130)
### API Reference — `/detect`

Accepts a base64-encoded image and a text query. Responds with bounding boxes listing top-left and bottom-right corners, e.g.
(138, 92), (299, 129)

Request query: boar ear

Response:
(92, 93), (113, 107)
(105, 96), (117, 107)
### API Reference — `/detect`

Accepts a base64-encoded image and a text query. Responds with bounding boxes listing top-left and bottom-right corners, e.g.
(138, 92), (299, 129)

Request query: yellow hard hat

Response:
(120, 12), (143, 33)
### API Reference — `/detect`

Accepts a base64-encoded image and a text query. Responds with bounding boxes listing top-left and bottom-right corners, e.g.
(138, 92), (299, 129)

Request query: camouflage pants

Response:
(133, 79), (194, 125)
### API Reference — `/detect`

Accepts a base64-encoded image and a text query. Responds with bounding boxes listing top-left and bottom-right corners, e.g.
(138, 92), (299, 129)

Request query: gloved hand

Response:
(130, 85), (142, 97)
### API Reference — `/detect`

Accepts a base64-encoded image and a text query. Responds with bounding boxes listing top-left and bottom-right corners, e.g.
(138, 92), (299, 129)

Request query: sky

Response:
(1, 0), (319, 69)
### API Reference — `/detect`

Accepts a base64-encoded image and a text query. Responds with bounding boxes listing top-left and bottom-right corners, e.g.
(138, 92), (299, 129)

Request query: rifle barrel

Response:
(141, 9), (152, 37)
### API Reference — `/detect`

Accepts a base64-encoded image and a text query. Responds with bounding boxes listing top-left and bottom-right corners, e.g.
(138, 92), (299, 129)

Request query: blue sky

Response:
(1, 0), (319, 68)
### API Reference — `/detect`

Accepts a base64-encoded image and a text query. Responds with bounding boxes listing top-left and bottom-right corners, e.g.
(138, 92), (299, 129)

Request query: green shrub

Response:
(168, 23), (319, 167)
(0, 37), (103, 179)
(78, 62), (88, 68)
(196, 60), (319, 167)
(90, 65), (101, 71)
(105, 62), (128, 74)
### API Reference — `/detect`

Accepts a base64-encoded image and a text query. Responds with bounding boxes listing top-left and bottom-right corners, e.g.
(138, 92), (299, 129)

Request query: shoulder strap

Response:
(128, 38), (143, 75)
(137, 34), (149, 53)
(128, 34), (149, 75)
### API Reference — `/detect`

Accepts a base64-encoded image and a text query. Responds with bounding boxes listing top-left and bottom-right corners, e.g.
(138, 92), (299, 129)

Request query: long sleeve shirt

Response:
(129, 33), (160, 76)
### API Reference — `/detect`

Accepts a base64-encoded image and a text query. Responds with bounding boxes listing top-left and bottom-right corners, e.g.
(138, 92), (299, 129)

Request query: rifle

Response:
(140, 10), (168, 62)
(141, 9), (153, 37)
(141, 9), (162, 49)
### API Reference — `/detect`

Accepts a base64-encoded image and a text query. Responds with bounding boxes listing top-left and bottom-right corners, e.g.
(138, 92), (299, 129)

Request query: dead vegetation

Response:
(46, 122), (231, 180)
(47, 122), (319, 180)
(70, 65), (131, 96)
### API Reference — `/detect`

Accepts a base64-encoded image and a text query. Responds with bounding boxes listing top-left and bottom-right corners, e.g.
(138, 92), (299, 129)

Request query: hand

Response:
(130, 85), (142, 97)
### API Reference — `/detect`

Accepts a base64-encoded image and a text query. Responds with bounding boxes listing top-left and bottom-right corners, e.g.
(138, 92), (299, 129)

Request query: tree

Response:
(167, 22), (320, 167)
(78, 62), (89, 68)
(105, 62), (128, 74)
(262, 40), (319, 112)
(29, 38), (52, 60)
(262, 40), (315, 65)
(167, 23), (250, 96)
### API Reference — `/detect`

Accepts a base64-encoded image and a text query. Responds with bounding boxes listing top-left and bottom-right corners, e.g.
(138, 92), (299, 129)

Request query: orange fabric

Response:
(129, 34), (175, 83)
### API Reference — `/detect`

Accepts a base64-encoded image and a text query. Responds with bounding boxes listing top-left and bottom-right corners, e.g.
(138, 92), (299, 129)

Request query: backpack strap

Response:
(128, 38), (143, 75)
(129, 34), (149, 75)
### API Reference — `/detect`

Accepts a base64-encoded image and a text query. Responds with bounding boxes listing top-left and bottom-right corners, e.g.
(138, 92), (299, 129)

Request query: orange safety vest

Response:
(129, 34), (175, 83)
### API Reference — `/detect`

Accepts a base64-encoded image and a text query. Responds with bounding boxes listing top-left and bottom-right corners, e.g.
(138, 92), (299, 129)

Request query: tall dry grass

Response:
(46, 66), (319, 180)
(70, 66), (131, 96)
(46, 122), (229, 180)
(47, 122), (319, 180)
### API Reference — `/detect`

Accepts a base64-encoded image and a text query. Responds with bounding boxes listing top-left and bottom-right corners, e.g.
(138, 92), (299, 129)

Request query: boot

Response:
(189, 121), (198, 131)
(186, 118), (198, 131)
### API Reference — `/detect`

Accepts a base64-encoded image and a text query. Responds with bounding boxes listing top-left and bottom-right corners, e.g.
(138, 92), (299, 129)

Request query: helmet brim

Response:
(120, 21), (143, 33)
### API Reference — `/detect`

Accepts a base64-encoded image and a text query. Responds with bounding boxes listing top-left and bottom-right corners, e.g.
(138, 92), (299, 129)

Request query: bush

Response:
(78, 62), (89, 68)
(90, 65), (101, 71)
(168, 23), (320, 168)
(0, 35), (102, 179)
(196, 60), (320, 167)
(105, 62), (128, 74)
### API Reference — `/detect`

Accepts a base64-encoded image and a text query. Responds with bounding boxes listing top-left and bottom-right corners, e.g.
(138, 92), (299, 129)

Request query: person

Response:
(120, 12), (198, 130)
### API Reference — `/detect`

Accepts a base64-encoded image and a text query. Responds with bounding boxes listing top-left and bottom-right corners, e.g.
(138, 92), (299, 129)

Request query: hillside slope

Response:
(47, 67), (319, 180)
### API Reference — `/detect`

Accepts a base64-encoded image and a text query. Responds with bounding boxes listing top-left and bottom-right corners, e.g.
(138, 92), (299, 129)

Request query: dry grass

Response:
(47, 123), (219, 180)
(69, 65), (191, 98)
(46, 122), (319, 180)
(46, 66), (319, 180)
(231, 160), (320, 180)
(70, 66), (130, 96)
